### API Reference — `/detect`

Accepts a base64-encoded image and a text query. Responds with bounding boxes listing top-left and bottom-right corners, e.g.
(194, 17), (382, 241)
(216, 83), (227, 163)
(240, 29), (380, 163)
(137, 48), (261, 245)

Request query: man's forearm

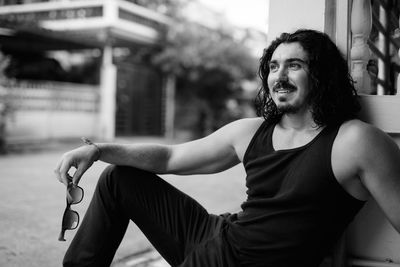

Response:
(96, 143), (171, 174)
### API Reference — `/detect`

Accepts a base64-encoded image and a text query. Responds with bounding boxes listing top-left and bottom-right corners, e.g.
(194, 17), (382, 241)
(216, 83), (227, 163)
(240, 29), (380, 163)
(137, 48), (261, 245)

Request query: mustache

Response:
(272, 81), (296, 91)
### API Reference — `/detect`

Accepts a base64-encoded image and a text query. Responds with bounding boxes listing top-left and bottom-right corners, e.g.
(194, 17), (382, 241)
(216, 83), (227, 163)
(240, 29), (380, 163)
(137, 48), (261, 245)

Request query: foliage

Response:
(6, 52), (100, 85)
(153, 22), (257, 78)
(152, 19), (259, 137)
(132, 0), (261, 136)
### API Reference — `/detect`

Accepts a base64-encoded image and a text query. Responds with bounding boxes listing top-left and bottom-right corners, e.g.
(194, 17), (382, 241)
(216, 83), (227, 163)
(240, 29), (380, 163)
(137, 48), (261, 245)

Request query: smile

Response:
(273, 83), (296, 94)
(274, 88), (294, 94)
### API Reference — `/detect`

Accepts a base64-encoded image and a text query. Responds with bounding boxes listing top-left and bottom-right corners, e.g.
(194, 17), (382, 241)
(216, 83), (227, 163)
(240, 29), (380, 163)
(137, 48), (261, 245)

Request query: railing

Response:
(3, 80), (99, 112)
(350, 0), (400, 95)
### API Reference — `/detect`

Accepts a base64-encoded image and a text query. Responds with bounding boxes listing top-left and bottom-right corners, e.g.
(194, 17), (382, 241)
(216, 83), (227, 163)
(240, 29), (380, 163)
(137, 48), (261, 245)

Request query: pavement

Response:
(0, 137), (247, 267)
(112, 249), (169, 267)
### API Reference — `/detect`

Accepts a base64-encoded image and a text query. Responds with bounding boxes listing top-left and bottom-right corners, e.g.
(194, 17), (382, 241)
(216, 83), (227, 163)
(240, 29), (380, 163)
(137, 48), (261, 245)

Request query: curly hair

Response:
(255, 29), (360, 126)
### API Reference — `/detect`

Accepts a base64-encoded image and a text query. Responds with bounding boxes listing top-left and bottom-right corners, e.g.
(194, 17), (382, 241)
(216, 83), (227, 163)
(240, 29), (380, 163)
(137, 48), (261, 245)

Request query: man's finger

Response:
(54, 159), (63, 183)
(59, 159), (73, 187)
(54, 169), (63, 184)
(72, 164), (89, 186)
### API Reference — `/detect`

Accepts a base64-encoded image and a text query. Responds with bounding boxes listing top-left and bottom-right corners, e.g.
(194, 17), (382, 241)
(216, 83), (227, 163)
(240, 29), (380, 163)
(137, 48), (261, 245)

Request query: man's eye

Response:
(269, 63), (278, 72)
(289, 63), (301, 70)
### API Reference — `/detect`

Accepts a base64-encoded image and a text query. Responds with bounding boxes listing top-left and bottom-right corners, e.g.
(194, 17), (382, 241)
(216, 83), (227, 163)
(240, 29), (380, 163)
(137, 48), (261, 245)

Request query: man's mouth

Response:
(275, 89), (291, 94)
(274, 87), (295, 95)
(272, 82), (296, 94)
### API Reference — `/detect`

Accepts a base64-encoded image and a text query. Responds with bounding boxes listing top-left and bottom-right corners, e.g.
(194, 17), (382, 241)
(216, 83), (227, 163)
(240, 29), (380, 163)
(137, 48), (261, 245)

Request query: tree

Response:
(128, 0), (262, 137)
(153, 19), (259, 137)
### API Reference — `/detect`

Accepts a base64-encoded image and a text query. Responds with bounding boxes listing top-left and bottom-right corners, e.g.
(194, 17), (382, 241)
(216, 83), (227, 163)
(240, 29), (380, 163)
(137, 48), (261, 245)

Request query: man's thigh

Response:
(109, 165), (224, 265)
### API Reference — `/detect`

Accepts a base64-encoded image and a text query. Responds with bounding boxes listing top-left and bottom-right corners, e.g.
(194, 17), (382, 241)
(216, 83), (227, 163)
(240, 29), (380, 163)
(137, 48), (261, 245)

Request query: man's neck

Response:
(273, 111), (324, 150)
(278, 110), (319, 132)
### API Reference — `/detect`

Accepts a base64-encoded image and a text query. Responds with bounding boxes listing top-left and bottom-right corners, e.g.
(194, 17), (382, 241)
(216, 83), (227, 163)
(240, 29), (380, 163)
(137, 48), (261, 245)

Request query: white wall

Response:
(347, 197), (400, 263)
(6, 110), (98, 142)
(267, 0), (326, 45)
(3, 81), (100, 144)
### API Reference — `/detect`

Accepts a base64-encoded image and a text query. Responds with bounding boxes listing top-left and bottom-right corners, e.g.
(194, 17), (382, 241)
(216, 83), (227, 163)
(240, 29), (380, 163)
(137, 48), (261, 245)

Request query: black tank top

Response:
(225, 121), (365, 267)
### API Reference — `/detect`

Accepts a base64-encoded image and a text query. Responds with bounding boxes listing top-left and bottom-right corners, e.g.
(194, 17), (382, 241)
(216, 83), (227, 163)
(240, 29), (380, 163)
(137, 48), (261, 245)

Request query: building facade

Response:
(0, 0), (171, 143)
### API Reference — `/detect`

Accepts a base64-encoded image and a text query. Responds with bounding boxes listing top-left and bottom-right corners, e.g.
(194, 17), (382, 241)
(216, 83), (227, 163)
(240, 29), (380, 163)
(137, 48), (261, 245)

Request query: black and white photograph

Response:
(0, 0), (400, 267)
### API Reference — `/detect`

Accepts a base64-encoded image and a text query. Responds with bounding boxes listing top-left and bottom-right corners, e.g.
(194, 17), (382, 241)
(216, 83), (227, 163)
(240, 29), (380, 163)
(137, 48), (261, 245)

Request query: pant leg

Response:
(63, 165), (222, 267)
(178, 226), (241, 267)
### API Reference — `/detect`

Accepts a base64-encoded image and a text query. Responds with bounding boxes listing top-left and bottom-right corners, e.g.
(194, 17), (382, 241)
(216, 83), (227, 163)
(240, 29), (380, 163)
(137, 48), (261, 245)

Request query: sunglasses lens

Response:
(67, 186), (83, 204)
(59, 185), (84, 241)
(62, 209), (79, 230)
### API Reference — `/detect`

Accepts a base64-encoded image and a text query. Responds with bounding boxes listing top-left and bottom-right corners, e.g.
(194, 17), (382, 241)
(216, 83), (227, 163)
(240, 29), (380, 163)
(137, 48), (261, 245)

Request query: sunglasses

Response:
(58, 183), (84, 241)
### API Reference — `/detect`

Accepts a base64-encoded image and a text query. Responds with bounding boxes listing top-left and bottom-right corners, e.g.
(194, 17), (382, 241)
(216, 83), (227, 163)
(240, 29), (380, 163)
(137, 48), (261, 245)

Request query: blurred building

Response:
(0, 0), (171, 144)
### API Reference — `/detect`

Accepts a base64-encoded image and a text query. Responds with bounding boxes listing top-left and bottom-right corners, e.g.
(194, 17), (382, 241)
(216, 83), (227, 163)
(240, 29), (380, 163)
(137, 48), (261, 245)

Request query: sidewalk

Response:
(0, 138), (247, 267)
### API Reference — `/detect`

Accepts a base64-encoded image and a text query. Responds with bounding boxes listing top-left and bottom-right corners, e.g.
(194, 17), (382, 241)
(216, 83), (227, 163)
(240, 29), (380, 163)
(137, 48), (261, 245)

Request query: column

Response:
(350, 0), (373, 94)
(396, 29), (400, 95)
(377, 4), (388, 95)
(164, 74), (175, 139)
(99, 44), (117, 141)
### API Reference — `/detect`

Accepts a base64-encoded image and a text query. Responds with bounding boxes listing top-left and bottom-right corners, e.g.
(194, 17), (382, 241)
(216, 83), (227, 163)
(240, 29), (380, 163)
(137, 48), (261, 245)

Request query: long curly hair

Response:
(255, 29), (360, 126)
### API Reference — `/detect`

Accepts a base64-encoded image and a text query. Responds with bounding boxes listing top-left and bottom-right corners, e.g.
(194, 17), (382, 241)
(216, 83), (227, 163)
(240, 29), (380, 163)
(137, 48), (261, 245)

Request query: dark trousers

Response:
(63, 165), (238, 267)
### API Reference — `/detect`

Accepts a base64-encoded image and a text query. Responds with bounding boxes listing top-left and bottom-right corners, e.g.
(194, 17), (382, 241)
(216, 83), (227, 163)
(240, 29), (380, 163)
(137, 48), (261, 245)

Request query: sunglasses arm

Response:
(58, 229), (66, 242)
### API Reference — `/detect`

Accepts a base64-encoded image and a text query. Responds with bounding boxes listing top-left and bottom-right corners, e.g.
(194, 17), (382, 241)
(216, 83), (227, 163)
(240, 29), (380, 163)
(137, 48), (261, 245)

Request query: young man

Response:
(55, 29), (400, 267)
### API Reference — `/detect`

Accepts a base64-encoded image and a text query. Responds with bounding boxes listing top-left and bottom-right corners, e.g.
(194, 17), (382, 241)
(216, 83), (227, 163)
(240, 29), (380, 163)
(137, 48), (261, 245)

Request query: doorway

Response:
(115, 63), (163, 136)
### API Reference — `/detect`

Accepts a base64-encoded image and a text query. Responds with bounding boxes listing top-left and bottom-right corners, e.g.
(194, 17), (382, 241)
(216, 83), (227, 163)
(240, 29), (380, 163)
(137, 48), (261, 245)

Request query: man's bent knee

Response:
(97, 165), (156, 193)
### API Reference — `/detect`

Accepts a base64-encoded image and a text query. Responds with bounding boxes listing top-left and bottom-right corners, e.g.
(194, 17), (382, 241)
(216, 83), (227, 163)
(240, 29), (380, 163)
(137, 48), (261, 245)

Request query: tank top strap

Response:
(243, 120), (276, 164)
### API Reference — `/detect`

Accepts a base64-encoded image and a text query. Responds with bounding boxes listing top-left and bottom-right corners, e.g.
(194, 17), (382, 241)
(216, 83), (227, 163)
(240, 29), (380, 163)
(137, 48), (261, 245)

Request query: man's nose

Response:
(276, 66), (288, 81)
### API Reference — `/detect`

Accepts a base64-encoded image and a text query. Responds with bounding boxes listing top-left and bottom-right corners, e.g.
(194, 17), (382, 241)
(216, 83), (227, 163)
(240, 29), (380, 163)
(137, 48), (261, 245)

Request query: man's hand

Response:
(54, 144), (99, 186)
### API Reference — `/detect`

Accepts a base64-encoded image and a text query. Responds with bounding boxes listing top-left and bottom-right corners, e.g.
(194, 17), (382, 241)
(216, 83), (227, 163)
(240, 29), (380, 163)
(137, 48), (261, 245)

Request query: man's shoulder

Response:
(213, 117), (264, 144)
(226, 117), (264, 133)
(224, 117), (265, 161)
(339, 119), (383, 140)
(336, 119), (391, 153)
(332, 120), (388, 186)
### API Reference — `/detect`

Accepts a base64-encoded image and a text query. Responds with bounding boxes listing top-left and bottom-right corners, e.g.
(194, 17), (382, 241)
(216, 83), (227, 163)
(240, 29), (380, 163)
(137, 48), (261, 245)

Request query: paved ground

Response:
(0, 138), (247, 267)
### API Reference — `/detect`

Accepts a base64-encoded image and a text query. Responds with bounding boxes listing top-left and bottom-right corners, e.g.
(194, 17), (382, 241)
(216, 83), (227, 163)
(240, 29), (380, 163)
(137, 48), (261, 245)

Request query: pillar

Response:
(350, 0), (373, 94)
(99, 44), (117, 141)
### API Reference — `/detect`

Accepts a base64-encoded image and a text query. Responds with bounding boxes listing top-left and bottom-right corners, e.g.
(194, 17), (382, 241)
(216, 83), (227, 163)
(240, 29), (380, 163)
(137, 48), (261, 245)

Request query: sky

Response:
(196, 0), (269, 33)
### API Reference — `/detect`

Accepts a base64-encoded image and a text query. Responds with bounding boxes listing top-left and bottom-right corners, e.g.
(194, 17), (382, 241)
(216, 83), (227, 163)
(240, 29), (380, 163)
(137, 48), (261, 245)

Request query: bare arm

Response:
(95, 125), (240, 175)
(95, 143), (172, 173)
(54, 118), (262, 186)
(350, 121), (400, 233)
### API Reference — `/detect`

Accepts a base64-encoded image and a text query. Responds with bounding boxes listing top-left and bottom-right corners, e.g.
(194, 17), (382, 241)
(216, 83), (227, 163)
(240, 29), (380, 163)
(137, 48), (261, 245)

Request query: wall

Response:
(267, 0), (326, 44)
(4, 81), (100, 144)
(6, 111), (98, 142)
(347, 195), (400, 263)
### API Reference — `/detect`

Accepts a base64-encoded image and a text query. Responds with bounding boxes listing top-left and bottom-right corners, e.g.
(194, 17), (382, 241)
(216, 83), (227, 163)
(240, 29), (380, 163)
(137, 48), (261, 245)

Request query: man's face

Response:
(267, 42), (311, 114)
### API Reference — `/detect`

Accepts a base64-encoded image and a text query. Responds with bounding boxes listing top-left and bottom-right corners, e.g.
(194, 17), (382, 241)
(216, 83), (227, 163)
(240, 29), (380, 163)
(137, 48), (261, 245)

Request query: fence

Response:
(3, 80), (100, 144)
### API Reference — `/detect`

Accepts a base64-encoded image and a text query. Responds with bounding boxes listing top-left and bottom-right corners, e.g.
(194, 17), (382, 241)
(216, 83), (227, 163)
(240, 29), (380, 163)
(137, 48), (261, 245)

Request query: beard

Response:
(276, 103), (302, 114)
(271, 81), (304, 114)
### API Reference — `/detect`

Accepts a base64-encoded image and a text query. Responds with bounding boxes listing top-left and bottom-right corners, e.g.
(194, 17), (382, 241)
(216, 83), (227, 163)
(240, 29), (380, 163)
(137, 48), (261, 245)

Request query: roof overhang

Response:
(0, 23), (99, 53)
(0, 0), (171, 52)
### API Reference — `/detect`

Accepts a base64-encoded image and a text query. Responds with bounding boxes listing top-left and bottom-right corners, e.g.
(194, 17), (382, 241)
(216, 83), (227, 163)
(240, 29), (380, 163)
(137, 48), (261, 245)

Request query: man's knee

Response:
(97, 165), (155, 193)
(97, 164), (119, 190)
